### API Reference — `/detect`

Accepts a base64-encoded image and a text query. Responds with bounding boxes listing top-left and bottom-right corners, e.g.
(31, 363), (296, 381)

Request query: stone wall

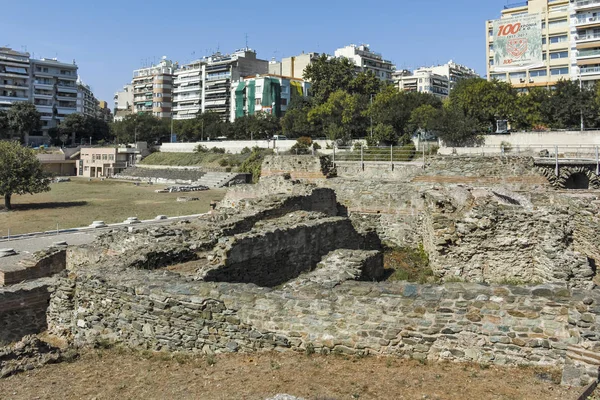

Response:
(114, 166), (207, 184)
(201, 213), (378, 287)
(48, 267), (600, 386)
(261, 155), (334, 181)
(0, 280), (53, 345)
(0, 250), (65, 286)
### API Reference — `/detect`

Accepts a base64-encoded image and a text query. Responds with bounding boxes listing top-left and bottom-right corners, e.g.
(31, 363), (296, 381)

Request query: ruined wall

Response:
(0, 281), (52, 345)
(420, 187), (596, 288)
(48, 269), (600, 386)
(202, 213), (378, 287)
(261, 155), (334, 181)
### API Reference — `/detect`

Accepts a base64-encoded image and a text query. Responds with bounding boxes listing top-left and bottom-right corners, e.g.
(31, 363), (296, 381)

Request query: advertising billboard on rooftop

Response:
(491, 13), (543, 72)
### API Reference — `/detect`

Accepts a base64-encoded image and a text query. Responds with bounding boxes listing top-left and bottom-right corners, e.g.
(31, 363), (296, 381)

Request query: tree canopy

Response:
(0, 141), (50, 210)
(6, 102), (42, 143)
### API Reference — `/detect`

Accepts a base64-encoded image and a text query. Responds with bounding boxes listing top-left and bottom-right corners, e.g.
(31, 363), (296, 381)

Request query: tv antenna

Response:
(245, 33), (249, 50)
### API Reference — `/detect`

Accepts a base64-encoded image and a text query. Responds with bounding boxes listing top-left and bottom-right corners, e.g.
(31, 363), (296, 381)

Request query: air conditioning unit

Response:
(529, 79), (534, 83)
(520, 78), (526, 83)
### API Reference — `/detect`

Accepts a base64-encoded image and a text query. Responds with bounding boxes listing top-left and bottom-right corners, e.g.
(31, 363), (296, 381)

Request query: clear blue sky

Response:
(3, 0), (507, 105)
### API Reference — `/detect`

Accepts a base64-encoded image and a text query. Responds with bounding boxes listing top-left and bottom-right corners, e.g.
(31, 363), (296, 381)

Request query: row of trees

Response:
(0, 102), (111, 146)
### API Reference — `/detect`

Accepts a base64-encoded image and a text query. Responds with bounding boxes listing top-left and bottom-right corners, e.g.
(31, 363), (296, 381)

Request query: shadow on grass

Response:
(4, 201), (88, 211)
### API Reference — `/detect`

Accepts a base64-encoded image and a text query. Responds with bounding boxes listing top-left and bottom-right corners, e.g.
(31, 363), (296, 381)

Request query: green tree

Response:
(0, 141), (51, 210)
(544, 79), (596, 130)
(450, 78), (516, 130)
(281, 97), (317, 138)
(408, 104), (440, 136)
(6, 102), (42, 144)
(433, 103), (482, 147)
(512, 87), (549, 130)
(0, 110), (9, 139)
(303, 54), (357, 104)
(110, 113), (170, 144)
(307, 90), (368, 143)
(349, 71), (384, 97)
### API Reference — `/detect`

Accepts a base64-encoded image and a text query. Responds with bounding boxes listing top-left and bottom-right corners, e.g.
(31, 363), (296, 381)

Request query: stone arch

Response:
(557, 166), (600, 190)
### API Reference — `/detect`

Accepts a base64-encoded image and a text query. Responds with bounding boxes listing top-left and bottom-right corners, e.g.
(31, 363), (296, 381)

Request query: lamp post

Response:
(580, 68), (585, 132)
(370, 94), (373, 138)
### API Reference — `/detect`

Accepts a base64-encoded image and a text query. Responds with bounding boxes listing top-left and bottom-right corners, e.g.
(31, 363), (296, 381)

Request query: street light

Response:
(579, 67), (584, 132)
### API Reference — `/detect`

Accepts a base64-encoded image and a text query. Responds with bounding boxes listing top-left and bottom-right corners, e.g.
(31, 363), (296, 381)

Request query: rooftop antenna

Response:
(245, 33), (249, 50)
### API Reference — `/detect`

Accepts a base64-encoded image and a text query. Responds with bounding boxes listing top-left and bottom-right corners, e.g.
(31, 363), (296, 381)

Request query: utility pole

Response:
(370, 94), (373, 138)
(580, 68), (584, 132)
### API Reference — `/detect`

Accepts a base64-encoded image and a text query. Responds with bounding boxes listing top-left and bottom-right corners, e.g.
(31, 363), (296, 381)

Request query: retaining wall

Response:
(0, 280), (53, 345)
(48, 269), (600, 386)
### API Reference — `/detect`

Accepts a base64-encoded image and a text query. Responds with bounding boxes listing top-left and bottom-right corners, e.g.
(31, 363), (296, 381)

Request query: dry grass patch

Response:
(0, 178), (226, 235)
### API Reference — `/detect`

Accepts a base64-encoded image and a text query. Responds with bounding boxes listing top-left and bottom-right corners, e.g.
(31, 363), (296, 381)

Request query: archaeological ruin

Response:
(1, 154), (600, 387)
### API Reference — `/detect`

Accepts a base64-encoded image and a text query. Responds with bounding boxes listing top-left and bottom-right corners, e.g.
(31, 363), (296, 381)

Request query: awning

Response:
(145, 101), (152, 106)
(5, 66), (27, 74)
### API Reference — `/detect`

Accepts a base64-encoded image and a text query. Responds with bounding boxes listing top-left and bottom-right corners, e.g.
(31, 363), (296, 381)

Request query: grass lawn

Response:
(0, 178), (226, 235)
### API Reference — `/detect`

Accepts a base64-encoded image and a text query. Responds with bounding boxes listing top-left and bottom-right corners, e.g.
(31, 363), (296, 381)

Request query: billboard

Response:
(492, 13), (543, 72)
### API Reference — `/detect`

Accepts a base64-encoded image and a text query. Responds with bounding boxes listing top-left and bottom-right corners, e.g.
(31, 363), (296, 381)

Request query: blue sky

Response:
(3, 0), (506, 105)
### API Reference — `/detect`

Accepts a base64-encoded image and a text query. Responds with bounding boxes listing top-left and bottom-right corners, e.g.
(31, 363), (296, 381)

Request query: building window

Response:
(548, 19), (568, 28)
(530, 69), (548, 77)
(280, 98), (288, 106)
(549, 35), (568, 44)
(255, 98), (261, 105)
(109, 154), (114, 161)
(550, 67), (569, 75)
(550, 51), (568, 59)
(102, 154), (108, 160)
(509, 72), (526, 79)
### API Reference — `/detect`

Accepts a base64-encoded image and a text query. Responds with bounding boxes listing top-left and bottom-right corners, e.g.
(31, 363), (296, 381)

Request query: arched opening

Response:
(564, 173), (590, 189)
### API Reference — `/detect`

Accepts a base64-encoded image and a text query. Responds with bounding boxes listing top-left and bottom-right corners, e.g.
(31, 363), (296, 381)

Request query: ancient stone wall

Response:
(114, 166), (207, 184)
(261, 155), (334, 181)
(48, 268), (600, 386)
(202, 213), (378, 287)
(0, 280), (52, 345)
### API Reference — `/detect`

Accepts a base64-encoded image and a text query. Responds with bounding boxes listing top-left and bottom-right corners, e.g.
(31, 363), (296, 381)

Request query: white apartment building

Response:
(0, 47), (31, 111)
(172, 60), (203, 120)
(132, 57), (176, 119)
(486, 0), (571, 88)
(334, 44), (395, 81)
(268, 52), (319, 79)
(170, 49), (269, 121)
(31, 57), (78, 135)
(392, 69), (450, 99)
(77, 78), (99, 118)
(230, 74), (311, 121)
(113, 84), (133, 121)
(572, 0), (600, 87)
(426, 60), (479, 90)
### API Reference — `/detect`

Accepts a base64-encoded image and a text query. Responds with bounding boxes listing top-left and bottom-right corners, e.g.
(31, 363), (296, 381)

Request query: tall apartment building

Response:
(392, 69), (450, 99)
(31, 57), (78, 134)
(77, 79), (100, 118)
(486, 0), (571, 88)
(230, 74), (311, 121)
(172, 60), (203, 120)
(113, 84), (134, 121)
(132, 57), (176, 118)
(334, 44), (395, 81)
(426, 60), (479, 90)
(0, 47), (31, 111)
(268, 52), (319, 79)
(98, 100), (113, 123)
(572, 0), (600, 86)
(171, 49), (268, 121)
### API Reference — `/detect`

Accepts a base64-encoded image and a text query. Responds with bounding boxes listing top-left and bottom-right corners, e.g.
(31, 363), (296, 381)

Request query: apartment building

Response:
(31, 57), (78, 134)
(230, 74), (311, 121)
(172, 60), (203, 120)
(77, 79), (99, 118)
(0, 47), (31, 111)
(392, 69), (450, 99)
(113, 84), (133, 121)
(200, 49), (268, 121)
(334, 44), (395, 82)
(268, 52), (319, 79)
(426, 60), (479, 90)
(572, 0), (600, 86)
(132, 57), (176, 119)
(486, 0), (571, 88)
(98, 100), (113, 123)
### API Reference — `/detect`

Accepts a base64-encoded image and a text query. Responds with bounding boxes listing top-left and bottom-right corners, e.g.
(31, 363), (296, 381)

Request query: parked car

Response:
(271, 135), (288, 140)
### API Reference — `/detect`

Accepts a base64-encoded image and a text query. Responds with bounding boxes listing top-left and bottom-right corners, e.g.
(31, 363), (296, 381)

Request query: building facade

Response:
(77, 146), (141, 178)
(392, 69), (450, 99)
(172, 60), (203, 120)
(97, 100), (113, 123)
(132, 57), (176, 119)
(31, 57), (78, 135)
(334, 44), (394, 81)
(77, 79), (99, 118)
(230, 74), (311, 121)
(486, 0), (571, 88)
(113, 84), (134, 121)
(268, 52), (319, 80)
(572, 0), (600, 87)
(0, 47), (31, 111)
(426, 60), (479, 90)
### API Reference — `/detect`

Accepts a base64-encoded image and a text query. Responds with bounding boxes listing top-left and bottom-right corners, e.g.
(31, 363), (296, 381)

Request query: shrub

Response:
(218, 158), (229, 167)
(290, 136), (313, 155)
(394, 142), (416, 162)
(240, 147), (251, 154)
(500, 141), (512, 153)
(313, 142), (321, 150)
(195, 145), (208, 153)
(210, 147), (226, 154)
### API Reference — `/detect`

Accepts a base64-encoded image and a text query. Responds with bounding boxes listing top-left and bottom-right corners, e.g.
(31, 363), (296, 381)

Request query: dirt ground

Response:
(0, 178), (226, 235)
(0, 349), (580, 400)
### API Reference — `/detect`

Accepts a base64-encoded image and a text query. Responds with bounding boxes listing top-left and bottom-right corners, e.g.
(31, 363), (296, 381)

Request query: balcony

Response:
(173, 85), (200, 93)
(576, 16), (600, 28)
(574, 0), (600, 10)
(578, 48), (600, 57)
(580, 65), (600, 74)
